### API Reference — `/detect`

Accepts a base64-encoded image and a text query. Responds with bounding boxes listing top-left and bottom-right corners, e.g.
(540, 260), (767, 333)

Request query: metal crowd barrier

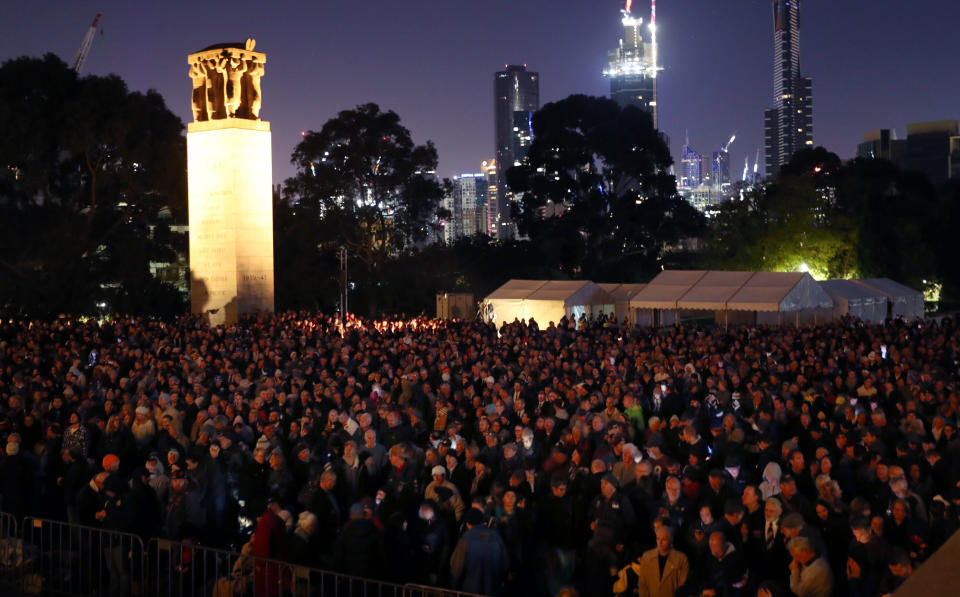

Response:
(402, 585), (492, 597)
(20, 517), (146, 597)
(0, 513), (491, 597)
(0, 512), (20, 593)
(145, 539), (408, 597)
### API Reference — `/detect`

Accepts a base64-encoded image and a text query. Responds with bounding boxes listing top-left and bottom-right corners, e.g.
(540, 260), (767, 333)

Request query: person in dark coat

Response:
(76, 471), (109, 527)
(0, 441), (34, 518)
(128, 466), (163, 542)
(302, 469), (342, 565)
(334, 503), (385, 579)
(450, 508), (509, 597)
(59, 448), (91, 524)
(700, 531), (749, 596)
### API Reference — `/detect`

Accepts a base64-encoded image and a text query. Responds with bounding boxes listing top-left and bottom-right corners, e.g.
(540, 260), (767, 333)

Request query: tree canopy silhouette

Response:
(0, 54), (186, 317)
(506, 95), (703, 281)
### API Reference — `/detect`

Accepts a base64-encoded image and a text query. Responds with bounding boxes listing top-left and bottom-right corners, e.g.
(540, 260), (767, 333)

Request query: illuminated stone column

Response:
(187, 40), (274, 325)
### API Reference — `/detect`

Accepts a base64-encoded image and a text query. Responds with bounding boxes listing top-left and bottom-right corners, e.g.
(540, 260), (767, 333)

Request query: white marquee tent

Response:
(482, 280), (614, 325)
(728, 272), (834, 326)
(820, 280), (887, 324)
(597, 283), (647, 321)
(629, 270), (834, 326)
(482, 279), (547, 324)
(853, 278), (925, 319)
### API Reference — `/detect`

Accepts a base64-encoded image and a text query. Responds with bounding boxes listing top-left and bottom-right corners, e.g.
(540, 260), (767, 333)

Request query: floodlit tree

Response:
(506, 95), (703, 281)
(702, 148), (941, 291)
(0, 54), (186, 317)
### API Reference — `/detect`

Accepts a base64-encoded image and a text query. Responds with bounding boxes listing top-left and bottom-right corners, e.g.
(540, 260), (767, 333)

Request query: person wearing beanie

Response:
(450, 502), (509, 596)
(589, 471), (636, 552)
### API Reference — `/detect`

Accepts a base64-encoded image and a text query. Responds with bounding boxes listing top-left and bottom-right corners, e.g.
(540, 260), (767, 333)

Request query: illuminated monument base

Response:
(188, 119), (274, 326)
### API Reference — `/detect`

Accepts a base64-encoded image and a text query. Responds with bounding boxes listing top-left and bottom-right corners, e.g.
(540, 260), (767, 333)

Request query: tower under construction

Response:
(604, 0), (660, 128)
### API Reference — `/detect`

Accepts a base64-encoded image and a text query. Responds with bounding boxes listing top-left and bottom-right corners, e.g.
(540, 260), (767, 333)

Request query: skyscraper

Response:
(680, 134), (703, 189)
(764, 0), (813, 177)
(443, 173), (489, 244)
(494, 65), (539, 241)
(604, 0), (660, 127)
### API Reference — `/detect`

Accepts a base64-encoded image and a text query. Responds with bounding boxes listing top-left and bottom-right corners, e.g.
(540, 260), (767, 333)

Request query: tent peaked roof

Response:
(630, 270), (708, 309)
(598, 283), (647, 302)
(485, 279), (548, 301)
(853, 278), (924, 318)
(854, 278), (922, 300)
(526, 280), (613, 304)
(728, 271), (832, 311)
(526, 280), (590, 301)
(677, 271), (755, 311)
(820, 280), (885, 302)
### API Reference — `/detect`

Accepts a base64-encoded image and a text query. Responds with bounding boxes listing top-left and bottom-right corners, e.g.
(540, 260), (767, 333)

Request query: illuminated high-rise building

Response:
(680, 134), (703, 189)
(494, 65), (539, 240)
(604, 0), (660, 128)
(764, 0), (813, 177)
(443, 173), (489, 244)
(482, 159), (499, 237)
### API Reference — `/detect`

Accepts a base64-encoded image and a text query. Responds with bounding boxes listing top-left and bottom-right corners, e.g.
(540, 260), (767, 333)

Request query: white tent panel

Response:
(485, 279), (548, 300)
(820, 280), (887, 323)
(677, 271), (755, 311)
(726, 272), (805, 311)
(630, 270), (708, 309)
(725, 272), (831, 314)
(483, 279), (548, 324)
(854, 278), (924, 319)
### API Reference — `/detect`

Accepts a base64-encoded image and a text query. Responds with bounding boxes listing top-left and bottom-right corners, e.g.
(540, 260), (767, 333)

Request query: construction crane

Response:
(72, 13), (103, 74)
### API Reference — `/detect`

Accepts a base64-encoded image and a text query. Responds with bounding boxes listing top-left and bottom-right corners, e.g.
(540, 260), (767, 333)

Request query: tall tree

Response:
(284, 103), (445, 276)
(0, 54), (186, 317)
(506, 95), (703, 281)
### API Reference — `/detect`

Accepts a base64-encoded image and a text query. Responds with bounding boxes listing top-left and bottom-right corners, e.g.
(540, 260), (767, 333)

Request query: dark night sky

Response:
(2, 0), (958, 185)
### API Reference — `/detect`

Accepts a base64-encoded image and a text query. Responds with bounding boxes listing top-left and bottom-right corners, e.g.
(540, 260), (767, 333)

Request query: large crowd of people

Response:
(1, 310), (959, 597)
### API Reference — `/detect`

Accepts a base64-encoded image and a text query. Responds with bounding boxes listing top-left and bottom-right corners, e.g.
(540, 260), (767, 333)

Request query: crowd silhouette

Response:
(1, 311), (958, 597)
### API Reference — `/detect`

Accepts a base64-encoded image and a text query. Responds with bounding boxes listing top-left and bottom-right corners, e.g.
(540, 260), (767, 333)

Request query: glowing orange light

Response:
(625, 0), (633, 12)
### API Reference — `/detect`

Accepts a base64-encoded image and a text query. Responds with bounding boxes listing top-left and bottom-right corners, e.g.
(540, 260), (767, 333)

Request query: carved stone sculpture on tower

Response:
(187, 39), (265, 122)
(187, 37), (274, 326)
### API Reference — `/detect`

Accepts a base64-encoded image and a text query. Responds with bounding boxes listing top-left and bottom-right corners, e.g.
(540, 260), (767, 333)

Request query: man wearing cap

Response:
(425, 464), (465, 521)
(589, 472), (636, 551)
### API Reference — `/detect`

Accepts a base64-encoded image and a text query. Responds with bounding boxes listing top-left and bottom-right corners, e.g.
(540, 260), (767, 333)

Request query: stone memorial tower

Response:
(187, 39), (274, 326)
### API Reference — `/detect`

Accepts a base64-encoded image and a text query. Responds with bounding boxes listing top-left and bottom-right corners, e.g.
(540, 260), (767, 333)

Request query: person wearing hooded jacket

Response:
(450, 508), (509, 597)
(759, 462), (782, 500)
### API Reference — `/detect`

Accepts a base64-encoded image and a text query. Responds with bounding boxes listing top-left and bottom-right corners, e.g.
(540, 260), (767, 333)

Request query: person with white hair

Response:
(612, 443), (641, 487)
(788, 535), (833, 597)
(288, 511), (318, 566)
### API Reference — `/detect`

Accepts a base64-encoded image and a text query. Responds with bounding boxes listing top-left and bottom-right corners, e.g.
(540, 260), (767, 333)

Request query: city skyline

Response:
(1, 0), (957, 185)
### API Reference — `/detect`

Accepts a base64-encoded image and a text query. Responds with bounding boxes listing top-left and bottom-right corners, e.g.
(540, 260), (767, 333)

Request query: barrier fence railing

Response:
(402, 584), (493, 597)
(0, 513), (490, 597)
(145, 539), (409, 597)
(20, 517), (146, 597)
(0, 512), (20, 593)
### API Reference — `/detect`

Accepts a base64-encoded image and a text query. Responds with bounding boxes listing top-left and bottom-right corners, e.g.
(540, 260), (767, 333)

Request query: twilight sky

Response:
(2, 0), (958, 185)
